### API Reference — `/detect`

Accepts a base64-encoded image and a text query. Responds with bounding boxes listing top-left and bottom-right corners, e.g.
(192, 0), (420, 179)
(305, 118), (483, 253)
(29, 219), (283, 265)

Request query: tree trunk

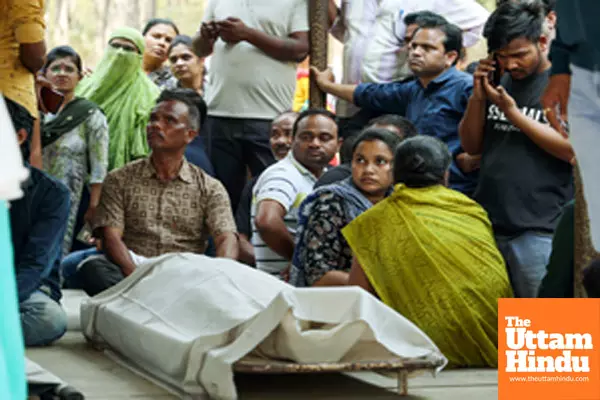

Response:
(127, 0), (141, 30)
(146, 0), (158, 22)
(308, 0), (328, 108)
(573, 164), (598, 297)
(53, 0), (70, 45)
(93, 0), (112, 58)
(102, 0), (111, 41)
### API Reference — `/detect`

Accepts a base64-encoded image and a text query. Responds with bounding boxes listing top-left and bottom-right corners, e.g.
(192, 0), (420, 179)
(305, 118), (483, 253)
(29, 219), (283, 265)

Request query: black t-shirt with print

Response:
(474, 69), (573, 236)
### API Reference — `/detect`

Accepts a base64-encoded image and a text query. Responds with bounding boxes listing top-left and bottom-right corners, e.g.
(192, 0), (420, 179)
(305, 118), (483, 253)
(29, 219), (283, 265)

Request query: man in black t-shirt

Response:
(459, 2), (574, 298)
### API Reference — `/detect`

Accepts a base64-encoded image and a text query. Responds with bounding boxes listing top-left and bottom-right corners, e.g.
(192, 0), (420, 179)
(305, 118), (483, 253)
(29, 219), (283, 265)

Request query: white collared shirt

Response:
(334, 0), (490, 117)
(251, 153), (318, 276)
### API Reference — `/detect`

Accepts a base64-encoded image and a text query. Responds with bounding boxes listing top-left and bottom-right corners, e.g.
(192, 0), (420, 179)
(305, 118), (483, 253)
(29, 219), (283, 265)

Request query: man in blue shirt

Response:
(10, 120), (70, 346)
(311, 19), (479, 195)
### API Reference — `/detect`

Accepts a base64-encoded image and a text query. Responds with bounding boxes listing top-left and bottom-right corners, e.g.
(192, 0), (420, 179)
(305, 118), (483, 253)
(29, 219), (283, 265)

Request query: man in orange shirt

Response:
(0, 0), (47, 160)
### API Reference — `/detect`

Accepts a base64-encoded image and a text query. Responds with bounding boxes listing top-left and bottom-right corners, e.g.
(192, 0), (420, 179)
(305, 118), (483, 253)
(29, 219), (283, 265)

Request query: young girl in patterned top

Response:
(41, 46), (109, 256)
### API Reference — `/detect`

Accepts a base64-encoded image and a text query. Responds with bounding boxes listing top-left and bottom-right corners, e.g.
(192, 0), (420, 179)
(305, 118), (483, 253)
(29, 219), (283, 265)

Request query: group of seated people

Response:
(9, 2), (594, 375)
(11, 88), (513, 368)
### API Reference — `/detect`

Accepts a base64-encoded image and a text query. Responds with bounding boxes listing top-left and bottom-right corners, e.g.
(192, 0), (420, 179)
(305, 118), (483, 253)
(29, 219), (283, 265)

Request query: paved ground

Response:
(27, 332), (498, 399)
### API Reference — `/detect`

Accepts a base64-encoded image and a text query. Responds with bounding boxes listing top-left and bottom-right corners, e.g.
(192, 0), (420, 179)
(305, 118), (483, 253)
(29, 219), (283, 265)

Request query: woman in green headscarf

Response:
(76, 27), (160, 171)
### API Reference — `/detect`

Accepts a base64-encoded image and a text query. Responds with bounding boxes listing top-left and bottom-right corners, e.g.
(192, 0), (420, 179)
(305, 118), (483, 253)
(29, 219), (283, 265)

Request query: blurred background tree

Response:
(44, 0), (207, 67)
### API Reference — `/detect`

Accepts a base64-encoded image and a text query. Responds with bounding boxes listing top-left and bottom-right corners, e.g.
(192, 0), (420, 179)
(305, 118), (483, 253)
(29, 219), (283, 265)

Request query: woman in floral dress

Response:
(41, 46), (109, 256)
(289, 128), (401, 287)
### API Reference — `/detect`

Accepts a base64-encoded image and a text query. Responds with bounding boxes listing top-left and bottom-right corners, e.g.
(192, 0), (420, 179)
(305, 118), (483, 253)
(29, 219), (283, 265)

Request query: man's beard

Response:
(509, 47), (544, 80)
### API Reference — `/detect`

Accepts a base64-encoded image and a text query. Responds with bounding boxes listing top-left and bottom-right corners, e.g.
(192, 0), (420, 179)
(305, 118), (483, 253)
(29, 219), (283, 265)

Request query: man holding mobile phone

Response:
(459, 1), (574, 298)
(0, 0), (47, 160)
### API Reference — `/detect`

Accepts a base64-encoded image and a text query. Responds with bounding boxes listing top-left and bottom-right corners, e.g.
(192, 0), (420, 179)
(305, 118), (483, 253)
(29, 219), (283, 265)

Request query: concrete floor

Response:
(26, 332), (498, 399)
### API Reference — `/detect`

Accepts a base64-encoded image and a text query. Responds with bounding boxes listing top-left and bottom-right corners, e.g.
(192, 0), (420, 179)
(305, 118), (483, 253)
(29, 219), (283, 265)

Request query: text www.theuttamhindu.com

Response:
(508, 376), (590, 383)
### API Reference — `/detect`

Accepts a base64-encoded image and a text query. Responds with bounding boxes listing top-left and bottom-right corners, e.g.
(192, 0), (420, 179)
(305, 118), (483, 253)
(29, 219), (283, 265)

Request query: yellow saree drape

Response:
(342, 184), (513, 367)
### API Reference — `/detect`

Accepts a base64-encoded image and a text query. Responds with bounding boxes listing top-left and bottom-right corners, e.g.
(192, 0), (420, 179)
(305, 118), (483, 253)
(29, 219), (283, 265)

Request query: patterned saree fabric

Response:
(343, 184), (513, 367)
(76, 27), (160, 171)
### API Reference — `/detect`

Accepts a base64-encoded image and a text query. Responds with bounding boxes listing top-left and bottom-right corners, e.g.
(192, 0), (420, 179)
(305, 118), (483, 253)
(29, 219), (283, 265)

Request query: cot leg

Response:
(397, 370), (409, 396)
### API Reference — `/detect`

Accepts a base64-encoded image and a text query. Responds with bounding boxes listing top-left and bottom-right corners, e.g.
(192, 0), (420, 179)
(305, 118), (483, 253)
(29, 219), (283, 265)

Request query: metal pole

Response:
(308, 0), (328, 109)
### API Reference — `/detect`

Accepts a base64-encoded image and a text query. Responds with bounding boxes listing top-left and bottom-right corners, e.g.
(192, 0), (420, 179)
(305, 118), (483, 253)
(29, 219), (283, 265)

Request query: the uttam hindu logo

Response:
(504, 316), (592, 373)
(498, 299), (600, 400)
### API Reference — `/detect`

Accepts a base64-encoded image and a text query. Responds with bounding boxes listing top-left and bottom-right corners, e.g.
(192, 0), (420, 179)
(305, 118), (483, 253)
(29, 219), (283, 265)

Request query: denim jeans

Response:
(20, 291), (67, 346)
(496, 232), (553, 298)
(60, 248), (100, 289)
(569, 64), (600, 252)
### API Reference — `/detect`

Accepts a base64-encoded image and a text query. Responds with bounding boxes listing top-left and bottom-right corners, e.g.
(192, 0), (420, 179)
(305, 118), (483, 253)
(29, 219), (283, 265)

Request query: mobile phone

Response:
(76, 223), (94, 244)
(40, 86), (65, 114)
(488, 52), (502, 87)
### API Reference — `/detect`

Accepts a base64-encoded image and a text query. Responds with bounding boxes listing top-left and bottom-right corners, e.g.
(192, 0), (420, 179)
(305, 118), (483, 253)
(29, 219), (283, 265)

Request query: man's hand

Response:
(281, 264), (291, 282)
(35, 74), (54, 114)
(201, 21), (220, 42)
(310, 66), (335, 92)
(217, 17), (249, 44)
(194, 21), (220, 57)
(472, 59), (496, 101)
(482, 78), (517, 114)
(541, 74), (571, 138)
(84, 206), (97, 227)
(456, 153), (482, 173)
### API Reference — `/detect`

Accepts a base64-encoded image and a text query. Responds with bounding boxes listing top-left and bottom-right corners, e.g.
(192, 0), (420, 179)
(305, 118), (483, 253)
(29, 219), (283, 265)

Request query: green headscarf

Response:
(110, 26), (146, 54)
(75, 27), (160, 171)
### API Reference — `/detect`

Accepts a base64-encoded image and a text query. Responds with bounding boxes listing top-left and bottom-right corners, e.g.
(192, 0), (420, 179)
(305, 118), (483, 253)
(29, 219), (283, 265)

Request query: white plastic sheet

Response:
(0, 94), (29, 400)
(81, 253), (446, 399)
(0, 95), (29, 201)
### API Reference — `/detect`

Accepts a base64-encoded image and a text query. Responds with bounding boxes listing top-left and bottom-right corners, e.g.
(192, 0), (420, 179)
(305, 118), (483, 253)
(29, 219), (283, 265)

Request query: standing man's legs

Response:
(569, 65), (600, 252)
(242, 118), (276, 179)
(20, 291), (67, 347)
(203, 116), (247, 211)
(496, 232), (553, 298)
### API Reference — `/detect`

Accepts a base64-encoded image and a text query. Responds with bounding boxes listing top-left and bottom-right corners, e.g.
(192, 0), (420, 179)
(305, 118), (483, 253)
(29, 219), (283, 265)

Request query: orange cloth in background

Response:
(293, 69), (334, 113)
(293, 69), (310, 112)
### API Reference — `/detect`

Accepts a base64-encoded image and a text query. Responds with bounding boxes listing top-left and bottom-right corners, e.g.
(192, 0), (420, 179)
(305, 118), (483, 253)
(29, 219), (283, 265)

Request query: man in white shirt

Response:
(251, 109), (339, 277)
(192, 0), (309, 211)
(329, 0), (489, 136)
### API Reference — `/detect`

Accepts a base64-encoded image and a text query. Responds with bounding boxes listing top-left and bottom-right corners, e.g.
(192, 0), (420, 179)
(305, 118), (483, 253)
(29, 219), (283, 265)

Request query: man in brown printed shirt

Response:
(76, 88), (238, 296)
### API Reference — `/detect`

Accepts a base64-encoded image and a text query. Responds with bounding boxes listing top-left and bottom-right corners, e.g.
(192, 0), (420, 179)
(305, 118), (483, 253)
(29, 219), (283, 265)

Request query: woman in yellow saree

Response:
(343, 136), (513, 367)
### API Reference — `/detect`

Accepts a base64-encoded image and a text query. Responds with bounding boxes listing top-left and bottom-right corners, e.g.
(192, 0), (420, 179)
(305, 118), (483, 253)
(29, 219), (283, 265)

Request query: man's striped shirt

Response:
(251, 153), (318, 277)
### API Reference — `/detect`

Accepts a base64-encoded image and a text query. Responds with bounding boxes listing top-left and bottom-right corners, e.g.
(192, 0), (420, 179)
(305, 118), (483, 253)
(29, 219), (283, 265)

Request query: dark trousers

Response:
(202, 116), (275, 211)
(76, 257), (124, 297)
(70, 185), (92, 252)
(185, 135), (216, 177)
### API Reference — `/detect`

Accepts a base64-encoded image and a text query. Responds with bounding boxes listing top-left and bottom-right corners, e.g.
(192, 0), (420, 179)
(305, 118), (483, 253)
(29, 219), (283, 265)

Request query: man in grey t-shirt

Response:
(193, 0), (309, 211)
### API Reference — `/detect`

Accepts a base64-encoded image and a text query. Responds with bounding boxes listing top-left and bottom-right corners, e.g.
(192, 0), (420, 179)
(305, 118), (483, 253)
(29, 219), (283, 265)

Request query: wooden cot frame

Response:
(234, 356), (445, 396)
